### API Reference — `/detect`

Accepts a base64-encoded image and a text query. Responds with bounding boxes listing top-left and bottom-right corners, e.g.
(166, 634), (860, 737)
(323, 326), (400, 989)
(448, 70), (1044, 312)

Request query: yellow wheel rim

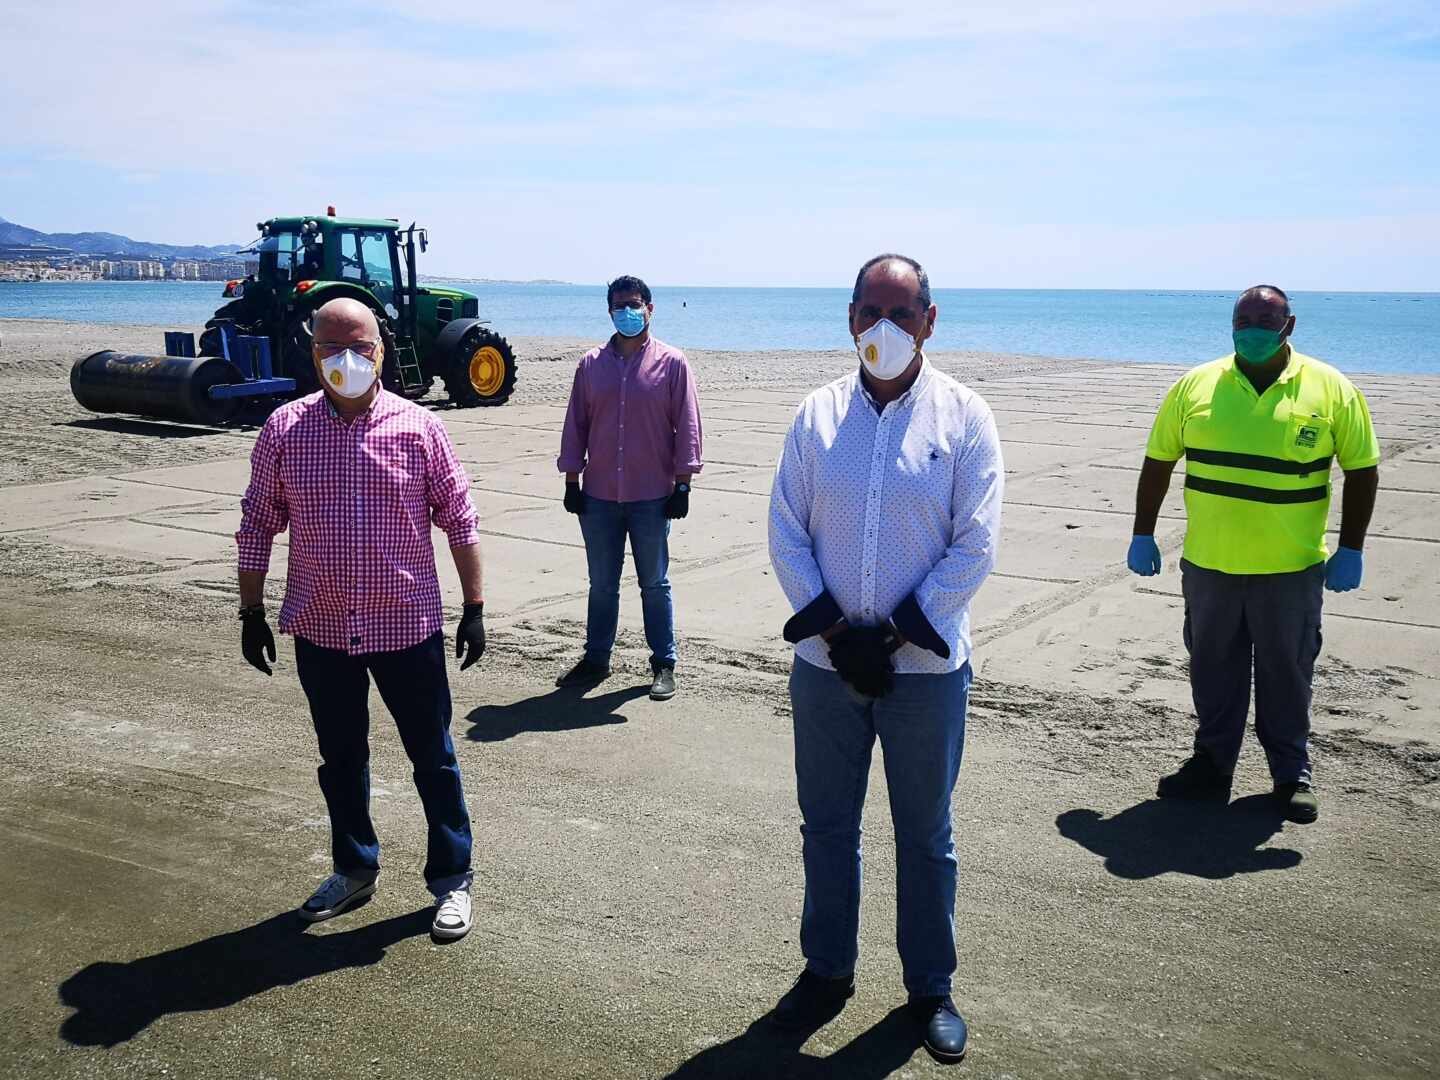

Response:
(468, 346), (506, 397)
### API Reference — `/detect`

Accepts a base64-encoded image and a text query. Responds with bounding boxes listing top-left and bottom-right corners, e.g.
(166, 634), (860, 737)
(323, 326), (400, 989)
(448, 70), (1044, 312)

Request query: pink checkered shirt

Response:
(236, 390), (480, 655)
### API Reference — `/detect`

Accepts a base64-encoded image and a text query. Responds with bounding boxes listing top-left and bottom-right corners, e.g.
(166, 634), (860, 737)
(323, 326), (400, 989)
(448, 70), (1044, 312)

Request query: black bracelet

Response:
(238, 604), (266, 620)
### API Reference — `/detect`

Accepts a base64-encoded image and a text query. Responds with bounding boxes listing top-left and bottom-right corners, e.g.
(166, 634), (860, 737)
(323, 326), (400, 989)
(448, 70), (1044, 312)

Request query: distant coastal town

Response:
(0, 249), (254, 282)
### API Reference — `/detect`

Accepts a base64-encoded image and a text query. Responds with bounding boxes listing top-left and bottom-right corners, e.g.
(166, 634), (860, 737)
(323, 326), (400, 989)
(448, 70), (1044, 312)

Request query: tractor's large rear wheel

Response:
(281, 309), (322, 396)
(198, 299), (259, 358)
(442, 327), (517, 407)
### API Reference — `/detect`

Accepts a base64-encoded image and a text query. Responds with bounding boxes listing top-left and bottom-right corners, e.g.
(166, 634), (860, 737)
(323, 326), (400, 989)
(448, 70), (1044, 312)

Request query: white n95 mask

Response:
(321, 348), (378, 398)
(855, 318), (919, 381)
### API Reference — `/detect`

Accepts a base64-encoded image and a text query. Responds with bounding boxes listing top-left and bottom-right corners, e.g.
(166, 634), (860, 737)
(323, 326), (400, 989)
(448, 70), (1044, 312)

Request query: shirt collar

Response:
(606, 334), (651, 363)
(1224, 346), (1303, 389)
(323, 385), (388, 424)
(857, 355), (932, 412)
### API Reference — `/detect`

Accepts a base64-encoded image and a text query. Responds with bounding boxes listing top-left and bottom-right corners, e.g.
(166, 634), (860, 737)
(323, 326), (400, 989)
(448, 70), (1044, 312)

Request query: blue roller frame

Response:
(163, 326), (296, 399)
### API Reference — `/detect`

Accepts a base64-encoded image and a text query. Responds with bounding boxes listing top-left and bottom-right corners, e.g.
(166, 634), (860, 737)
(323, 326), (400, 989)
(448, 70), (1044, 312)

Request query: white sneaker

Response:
(432, 888), (473, 940)
(299, 872), (377, 922)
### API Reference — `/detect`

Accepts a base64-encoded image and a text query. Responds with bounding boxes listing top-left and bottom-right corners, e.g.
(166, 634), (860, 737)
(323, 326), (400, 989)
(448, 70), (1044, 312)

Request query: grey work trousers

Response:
(1180, 559), (1324, 784)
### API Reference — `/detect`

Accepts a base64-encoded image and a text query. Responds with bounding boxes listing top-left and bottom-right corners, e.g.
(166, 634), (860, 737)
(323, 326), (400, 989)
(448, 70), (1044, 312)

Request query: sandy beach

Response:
(0, 316), (1436, 1079)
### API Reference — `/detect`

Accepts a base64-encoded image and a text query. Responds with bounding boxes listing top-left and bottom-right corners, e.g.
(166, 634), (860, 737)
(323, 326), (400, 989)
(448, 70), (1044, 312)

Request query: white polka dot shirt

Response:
(768, 360), (1004, 674)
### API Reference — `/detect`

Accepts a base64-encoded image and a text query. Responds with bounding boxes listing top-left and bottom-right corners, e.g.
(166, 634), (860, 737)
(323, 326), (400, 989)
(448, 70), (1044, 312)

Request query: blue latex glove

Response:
(1325, 546), (1364, 592)
(1127, 535), (1162, 576)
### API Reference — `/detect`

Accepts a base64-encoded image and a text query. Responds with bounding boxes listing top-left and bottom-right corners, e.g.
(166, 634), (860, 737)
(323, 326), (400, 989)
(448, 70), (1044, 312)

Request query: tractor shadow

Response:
(58, 906), (433, 1048)
(1057, 794), (1302, 879)
(63, 417), (229, 438)
(665, 1005), (925, 1078)
(464, 683), (650, 742)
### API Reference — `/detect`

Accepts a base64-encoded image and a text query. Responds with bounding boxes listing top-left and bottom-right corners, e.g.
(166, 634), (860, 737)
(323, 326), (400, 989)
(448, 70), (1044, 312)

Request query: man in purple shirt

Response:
(556, 275), (704, 700)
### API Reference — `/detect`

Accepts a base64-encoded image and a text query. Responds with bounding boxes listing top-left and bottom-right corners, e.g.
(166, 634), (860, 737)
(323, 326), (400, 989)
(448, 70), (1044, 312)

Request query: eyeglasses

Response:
(315, 340), (381, 358)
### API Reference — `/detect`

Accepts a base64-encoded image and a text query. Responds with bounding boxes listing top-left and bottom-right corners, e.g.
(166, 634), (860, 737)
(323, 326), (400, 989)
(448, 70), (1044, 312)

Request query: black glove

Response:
(889, 593), (951, 659)
(783, 590), (844, 643)
(456, 602), (486, 671)
(828, 624), (901, 698)
(240, 606), (276, 676)
(563, 482), (586, 515)
(665, 483), (690, 520)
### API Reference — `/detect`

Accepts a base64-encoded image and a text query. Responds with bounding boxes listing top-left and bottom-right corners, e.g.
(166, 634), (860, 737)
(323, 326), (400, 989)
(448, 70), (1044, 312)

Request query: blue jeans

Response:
(294, 631), (473, 897)
(789, 656), (971, 997)
(577, 495), (675, 670)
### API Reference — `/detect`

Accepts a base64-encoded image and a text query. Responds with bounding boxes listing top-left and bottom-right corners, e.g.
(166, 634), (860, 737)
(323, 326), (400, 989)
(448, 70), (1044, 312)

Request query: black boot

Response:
(769, 970), (854, 1030)
(911, 995), (968, 1063)
(1156, 753), (1232, 802)
(1274, 780), (1319, 823)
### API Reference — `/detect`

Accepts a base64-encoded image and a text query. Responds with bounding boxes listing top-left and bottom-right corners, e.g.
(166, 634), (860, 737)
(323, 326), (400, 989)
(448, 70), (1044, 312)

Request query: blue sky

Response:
(2, 1), (1437, 289)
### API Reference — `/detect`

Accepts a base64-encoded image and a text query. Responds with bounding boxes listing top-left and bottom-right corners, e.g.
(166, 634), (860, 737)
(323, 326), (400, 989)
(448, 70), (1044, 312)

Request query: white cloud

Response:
(3, 1), (1436, 287)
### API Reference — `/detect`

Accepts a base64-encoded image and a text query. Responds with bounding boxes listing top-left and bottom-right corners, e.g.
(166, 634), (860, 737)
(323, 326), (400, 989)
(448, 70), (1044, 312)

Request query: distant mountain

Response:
(0, 216), (243, 260)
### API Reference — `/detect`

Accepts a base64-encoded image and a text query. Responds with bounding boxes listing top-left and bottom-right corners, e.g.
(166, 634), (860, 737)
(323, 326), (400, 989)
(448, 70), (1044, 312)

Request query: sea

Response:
(1, 281), (1436, 374)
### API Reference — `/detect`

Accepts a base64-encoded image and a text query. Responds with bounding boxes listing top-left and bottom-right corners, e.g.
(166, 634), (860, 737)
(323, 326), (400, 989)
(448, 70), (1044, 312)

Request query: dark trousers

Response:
(294, 631), (473, 896)
(1181, 559), (1324, 784)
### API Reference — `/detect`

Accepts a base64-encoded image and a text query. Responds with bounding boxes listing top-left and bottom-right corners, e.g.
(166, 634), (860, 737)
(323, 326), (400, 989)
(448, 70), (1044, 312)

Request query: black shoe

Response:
(1156, 754), (1233, 802)
(769, 969), (855, 1031)
(650, 665), (676, 701)
(556, 657), (610, 688)
(1275, 780), (1319, 824)
(911, 995), (968, 1064)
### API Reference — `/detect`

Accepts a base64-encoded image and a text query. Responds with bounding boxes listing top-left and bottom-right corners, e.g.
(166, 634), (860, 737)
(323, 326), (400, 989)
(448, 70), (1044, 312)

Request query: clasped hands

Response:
(785, 592), (951, 699)
(826, 622), (903, 698)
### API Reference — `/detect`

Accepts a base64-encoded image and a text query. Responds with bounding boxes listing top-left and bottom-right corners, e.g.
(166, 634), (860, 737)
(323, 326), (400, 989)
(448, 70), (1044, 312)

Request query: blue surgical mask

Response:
(1233, 327), (1286, 365)
(612, 305), (647, 338)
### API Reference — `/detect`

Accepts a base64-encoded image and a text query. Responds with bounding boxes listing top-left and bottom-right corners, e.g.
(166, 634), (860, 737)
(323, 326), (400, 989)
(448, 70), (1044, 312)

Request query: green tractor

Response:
(202, 210), (517, 407)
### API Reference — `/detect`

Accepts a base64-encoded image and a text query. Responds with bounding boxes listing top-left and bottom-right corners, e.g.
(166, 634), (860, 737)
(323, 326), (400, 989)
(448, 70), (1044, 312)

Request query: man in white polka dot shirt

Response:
(766, 254), (1004, 1063)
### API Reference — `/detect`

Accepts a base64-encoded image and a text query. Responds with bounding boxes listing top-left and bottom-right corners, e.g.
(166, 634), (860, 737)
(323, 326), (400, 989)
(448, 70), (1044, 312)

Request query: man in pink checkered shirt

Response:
(235, 297), (485, 941)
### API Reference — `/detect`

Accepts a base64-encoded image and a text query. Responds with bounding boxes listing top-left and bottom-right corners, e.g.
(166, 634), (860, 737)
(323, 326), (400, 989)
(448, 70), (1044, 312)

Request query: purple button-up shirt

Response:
(557, 335), (704, 502)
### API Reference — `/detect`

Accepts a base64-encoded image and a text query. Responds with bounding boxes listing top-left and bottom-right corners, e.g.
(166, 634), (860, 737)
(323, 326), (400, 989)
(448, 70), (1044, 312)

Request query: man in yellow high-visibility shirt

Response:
(1128, 285), (1380, 824)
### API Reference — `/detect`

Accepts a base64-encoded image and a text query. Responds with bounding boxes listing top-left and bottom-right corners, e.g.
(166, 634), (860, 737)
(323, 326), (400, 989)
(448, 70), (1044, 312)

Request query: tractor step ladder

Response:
(394, 342), (426, 392)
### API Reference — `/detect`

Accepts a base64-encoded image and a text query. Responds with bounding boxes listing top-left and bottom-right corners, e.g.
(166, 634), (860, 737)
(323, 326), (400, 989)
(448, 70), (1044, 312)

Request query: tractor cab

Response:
(232, 215), (400, 309)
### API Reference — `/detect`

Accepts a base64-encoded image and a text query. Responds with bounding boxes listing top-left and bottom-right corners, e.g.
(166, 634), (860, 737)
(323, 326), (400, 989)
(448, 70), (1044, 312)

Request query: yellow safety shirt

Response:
(1145, 349), (1380, 575)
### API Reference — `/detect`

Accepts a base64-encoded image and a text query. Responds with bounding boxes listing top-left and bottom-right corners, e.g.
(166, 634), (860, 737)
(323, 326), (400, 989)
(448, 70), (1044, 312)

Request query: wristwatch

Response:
(674, 482), (690, 494)
(238, 603), (266, 619)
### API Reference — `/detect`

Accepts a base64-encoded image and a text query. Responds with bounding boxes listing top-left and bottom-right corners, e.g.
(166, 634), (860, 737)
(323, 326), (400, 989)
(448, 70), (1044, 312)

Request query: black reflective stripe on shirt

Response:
(1185, 447), (1333, 476)
(1184, 474), (1329, 504)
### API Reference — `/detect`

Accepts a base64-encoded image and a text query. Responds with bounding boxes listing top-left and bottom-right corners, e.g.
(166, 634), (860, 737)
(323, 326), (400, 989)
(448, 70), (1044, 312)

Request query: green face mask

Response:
(1233, 327), (1286, 365)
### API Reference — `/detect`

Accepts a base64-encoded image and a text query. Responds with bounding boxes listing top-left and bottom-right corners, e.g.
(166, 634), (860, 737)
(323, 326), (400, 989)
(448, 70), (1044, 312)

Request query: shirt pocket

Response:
(1284, 414), (1333, 472)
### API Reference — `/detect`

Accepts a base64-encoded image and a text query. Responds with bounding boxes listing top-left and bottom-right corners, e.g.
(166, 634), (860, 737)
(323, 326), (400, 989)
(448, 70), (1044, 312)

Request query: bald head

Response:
(852, 253), (931, 311)
(1232, 284), (1293, 333)
(313, 297), (380, 341)
(310, 297), (384, 406)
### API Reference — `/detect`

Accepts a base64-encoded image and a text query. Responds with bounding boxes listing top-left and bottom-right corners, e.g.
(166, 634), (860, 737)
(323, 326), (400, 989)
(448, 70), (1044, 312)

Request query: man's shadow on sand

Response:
(1057, 794), (1302, 879)
(58, 906), (433, 1047)
(665, 1005), (926, 1078)
(464, 683), (649, 742)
